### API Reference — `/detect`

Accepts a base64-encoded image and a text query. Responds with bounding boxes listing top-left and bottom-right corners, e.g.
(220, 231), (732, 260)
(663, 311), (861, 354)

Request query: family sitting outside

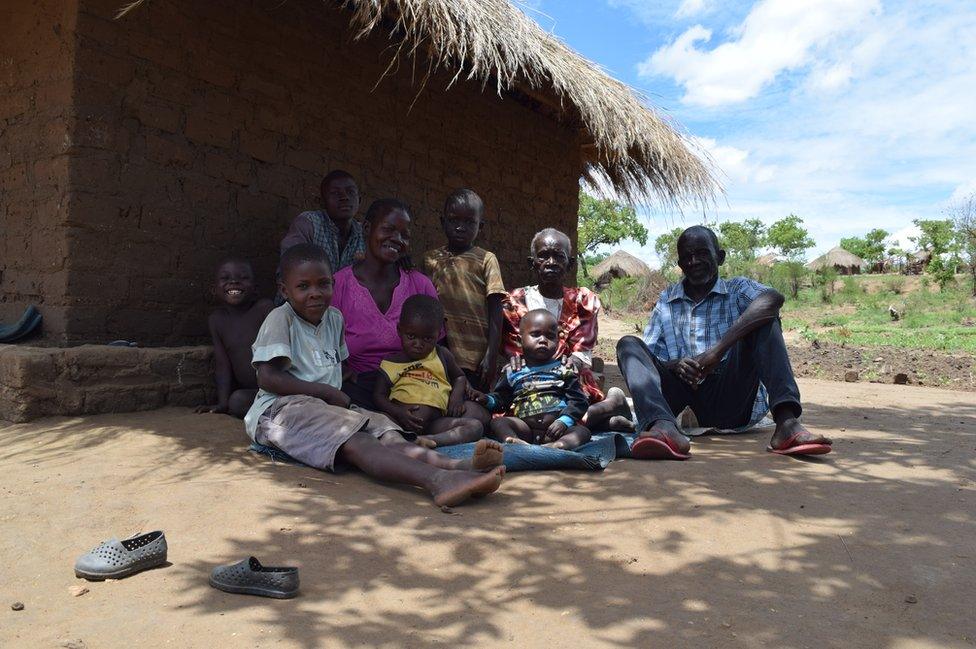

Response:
(197, 169), (833, 506)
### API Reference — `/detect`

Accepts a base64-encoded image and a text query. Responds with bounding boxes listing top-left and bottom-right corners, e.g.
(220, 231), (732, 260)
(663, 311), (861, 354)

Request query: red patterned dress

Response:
(502, 285), (605, 403)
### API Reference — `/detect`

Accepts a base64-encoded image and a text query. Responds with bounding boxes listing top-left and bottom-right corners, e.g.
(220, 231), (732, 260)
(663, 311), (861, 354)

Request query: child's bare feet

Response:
(504, 436), (529, 445)
(467, 438), (504, 471)
(431, 467), (504, 507)
(416, 435), (438, 449)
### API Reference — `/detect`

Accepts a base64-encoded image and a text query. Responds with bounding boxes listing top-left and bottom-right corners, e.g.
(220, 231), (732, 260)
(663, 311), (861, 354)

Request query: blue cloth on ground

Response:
(250, 432), (638, 472)
(433, 432), (636, 472)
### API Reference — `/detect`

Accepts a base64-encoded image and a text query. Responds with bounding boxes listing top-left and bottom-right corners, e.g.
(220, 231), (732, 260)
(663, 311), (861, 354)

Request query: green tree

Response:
(653, 226), (684, 275)
(911, 218), (960, 290)
(576, 191), (648, 274)
(947, 193), (976, 296)
(840, 228), (889, 270)
(718, 218), (766, 261)
(766, 215), (815, 260)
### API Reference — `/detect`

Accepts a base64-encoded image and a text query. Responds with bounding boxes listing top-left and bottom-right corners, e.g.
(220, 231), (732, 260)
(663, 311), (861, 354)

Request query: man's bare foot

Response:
(431, 467), (504, 507)
(604, 387), (633, 419)
(466, 439), (504, 471)
(606, 415), (635, 431)
(416, 435), (437, 449)
(638, 419), (691, 455)
(768, 417), (832, 450)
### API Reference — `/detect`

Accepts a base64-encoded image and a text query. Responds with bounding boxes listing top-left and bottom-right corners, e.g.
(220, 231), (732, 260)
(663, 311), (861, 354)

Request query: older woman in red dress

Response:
(502, 228), (633, 431)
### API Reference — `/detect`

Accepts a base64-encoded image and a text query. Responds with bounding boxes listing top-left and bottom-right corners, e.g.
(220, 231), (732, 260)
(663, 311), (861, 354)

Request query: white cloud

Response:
(890, 224), (921, 251)
(805, 62), (853, 92)
(637, 1), (976, 259)
(691, 137), (775, 185)
(640, 0), (880, 106)
(950, 180), (976, 203)
(675, 0), (709, 19)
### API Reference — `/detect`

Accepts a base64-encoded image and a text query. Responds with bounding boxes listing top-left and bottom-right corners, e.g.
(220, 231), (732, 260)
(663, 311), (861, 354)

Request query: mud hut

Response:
(806, 247), (865, 275)
(591, 250), (652, 289)
(1, 0), (715, 420)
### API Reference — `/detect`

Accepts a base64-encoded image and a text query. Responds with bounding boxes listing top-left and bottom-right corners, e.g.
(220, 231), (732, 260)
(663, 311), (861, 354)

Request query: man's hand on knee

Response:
(672, 357), (705, 387)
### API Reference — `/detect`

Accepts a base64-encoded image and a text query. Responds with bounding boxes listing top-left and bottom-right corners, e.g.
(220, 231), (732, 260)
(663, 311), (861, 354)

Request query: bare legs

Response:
(488, 416), (591, 450)
(415, 401), (489, 448)
(338, 433), (504, 507)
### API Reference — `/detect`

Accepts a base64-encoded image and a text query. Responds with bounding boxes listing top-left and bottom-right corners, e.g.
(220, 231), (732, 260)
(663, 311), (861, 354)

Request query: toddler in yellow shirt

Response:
(374, 295), (489, 448)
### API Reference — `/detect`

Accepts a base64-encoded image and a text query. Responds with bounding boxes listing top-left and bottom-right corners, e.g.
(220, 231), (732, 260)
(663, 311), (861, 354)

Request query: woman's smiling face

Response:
(366, 208), (411, 264)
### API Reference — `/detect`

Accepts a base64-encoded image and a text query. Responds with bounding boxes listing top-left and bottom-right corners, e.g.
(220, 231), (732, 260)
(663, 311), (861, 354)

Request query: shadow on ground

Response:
(3, 378), (975, 647)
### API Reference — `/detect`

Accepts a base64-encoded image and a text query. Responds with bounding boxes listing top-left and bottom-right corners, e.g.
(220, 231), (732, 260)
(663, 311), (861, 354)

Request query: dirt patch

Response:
(788, 340), (975, 390)
(597, 315), (976, 392)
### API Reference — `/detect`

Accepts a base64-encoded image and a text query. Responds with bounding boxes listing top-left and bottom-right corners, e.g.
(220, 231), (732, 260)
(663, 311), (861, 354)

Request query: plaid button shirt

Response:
(643, 276), (771, 425)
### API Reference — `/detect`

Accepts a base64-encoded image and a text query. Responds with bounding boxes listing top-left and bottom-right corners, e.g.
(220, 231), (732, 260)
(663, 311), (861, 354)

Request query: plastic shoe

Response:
(209, 557), (299, 599)
(74, 531), (168, 581)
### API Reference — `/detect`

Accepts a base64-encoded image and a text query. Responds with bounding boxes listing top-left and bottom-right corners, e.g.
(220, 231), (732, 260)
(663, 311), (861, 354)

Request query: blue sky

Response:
(518, 0), (976, 263)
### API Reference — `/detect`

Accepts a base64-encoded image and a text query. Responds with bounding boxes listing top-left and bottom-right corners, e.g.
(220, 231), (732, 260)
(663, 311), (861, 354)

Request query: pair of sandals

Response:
(75, 531), (299, 599)
(631, 431), (832, 460)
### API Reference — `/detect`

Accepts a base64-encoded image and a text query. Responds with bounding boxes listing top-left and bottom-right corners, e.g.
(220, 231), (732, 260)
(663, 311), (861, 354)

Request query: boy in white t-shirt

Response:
(244, 243), (505, 507)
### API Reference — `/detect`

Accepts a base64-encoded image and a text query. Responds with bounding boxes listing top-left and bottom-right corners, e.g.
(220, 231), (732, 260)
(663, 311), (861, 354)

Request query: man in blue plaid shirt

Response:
(616, 226), (832, 459)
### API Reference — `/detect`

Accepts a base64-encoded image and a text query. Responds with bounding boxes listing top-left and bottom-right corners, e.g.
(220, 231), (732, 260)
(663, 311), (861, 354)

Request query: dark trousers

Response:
(615, 320), (801, 431)
(342, 370), (380, 411)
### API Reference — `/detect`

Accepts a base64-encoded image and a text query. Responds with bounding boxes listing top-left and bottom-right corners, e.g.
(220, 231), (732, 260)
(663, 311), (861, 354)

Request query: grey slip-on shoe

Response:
(74, 531), (168, 581)
(209, 557), (299, 599)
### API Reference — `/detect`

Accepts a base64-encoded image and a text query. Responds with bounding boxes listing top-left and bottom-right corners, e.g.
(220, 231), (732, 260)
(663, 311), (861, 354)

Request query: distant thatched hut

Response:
(591, 251), (652, 289)
(1, 0), (716, 345)
(806, 247), (865, 275)
(904, 250), (932, 275)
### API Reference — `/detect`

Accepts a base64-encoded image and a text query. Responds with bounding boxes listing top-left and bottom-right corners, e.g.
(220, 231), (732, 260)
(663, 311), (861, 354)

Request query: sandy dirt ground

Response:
(2, 377), (975, 648)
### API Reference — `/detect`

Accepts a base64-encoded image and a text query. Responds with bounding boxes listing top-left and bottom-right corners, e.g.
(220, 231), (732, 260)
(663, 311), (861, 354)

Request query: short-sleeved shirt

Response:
(280, 210), (365, 272)
(330, 266), (440, 374)
(243, 303), (348, 440)
(380, 348), (452, 411)
(643, 276), (771, 425)
(422, 246), (506, 370)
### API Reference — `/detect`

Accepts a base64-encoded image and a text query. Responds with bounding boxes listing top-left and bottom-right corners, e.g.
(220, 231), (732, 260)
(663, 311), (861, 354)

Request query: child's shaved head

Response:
(444, 188), (485, 219)
(400, 294), (444, 331)
(320, 169), (355, 195)
(280, 243), (331, 279)
(215, 257), (253, 275)
(520, 308), (558, 333)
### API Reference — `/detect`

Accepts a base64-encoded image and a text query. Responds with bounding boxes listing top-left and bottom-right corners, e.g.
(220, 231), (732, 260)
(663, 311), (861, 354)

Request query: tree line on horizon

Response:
(577, 190), (976, 297)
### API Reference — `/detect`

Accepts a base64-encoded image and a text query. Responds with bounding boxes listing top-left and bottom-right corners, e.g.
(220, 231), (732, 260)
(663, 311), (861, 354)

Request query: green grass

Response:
(594, 271), (976, 353)
(781, 275), (976, 352)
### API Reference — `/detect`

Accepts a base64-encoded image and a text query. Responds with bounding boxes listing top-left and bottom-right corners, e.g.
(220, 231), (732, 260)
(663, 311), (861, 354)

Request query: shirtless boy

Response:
(197, 258), (274, 418)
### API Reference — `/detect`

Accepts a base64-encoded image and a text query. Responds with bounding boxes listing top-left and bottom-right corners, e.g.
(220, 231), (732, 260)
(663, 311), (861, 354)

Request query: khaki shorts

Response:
(255, 395), (406, 471)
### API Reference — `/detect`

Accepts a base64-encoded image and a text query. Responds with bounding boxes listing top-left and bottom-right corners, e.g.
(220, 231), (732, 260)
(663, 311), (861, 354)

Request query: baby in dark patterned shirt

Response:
(476, 309), (591, 450)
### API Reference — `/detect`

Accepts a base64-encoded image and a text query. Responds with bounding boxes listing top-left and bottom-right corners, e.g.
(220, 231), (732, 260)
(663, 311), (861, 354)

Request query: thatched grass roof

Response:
(119, 0), (717, 208)
(591, 250), (652, 286)
(806, 246), (865, 271)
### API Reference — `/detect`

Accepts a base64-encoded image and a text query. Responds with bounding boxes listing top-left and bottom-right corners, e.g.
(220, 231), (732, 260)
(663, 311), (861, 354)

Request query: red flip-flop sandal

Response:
(767, 433), (832, 456)
(631, 436), (691, 460)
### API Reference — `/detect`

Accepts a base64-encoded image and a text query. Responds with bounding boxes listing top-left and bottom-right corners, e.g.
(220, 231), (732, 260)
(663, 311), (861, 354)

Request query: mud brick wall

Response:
(51, 0), (582, 345)
(0, 343), (214, 423)
(0, 0), (78, 340)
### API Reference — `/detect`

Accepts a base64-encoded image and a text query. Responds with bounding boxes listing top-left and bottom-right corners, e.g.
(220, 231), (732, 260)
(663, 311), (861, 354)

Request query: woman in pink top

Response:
(332, 198), (440, 409)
